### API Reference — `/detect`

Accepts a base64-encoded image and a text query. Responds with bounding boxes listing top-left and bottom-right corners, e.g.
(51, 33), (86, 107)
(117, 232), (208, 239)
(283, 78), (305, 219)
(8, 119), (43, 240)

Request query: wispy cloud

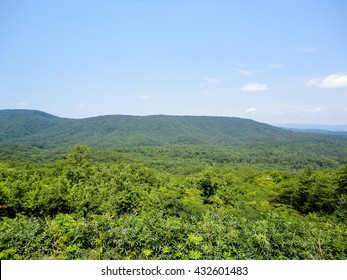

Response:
(241, 83), (268, 92)
(307, 74), (347, 89)
(278, 44), (315, 54)
(231, 68), (252, 76)
(229, 63), (260, 76)
(245, 107), (257, 113)
(18, 102), (28, 107)
(288, 107), (326, 114)
(277, 44), (301, 53)
(204, 77), (222, 84)
(269, 64), (282, 69)
(199, 83), (206, 88)
(137, 95), (151, 100)
(304, 107), (325, 113)
(296, 47), (315, 53)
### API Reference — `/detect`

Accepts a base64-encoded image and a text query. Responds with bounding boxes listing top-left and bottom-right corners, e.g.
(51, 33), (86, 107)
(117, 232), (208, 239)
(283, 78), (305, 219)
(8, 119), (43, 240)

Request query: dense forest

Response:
(0, 110), (347, 260)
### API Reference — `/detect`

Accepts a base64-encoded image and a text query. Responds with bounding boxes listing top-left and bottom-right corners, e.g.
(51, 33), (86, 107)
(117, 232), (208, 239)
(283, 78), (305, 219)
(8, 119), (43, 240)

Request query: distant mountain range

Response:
(0, 109), (301, 147)
(1, 109), (347, 168)
(274, 124), (347, 134)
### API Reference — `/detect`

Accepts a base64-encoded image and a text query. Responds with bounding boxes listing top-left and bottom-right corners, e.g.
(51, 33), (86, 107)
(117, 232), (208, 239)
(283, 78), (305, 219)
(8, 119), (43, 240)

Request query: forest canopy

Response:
(1, 111), (347, 259)
(1, 144), (347, 260)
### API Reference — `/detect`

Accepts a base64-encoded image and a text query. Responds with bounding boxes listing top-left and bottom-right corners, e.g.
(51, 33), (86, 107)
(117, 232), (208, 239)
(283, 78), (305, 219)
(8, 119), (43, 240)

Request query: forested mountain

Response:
(0, 110), (66, 141)
(1, 109), (347, 170)
(1, 109), (346, 147)
(1, 109), (296, 146)
(1, 109), (347, 260)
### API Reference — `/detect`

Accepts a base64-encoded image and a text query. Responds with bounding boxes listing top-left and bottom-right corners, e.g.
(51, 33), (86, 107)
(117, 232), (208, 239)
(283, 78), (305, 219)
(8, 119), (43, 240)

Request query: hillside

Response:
(0, 109), (295, 147)
(1, 110), (347, 260)
(1, 109), (347, 170)
(0, 109), (66, 141)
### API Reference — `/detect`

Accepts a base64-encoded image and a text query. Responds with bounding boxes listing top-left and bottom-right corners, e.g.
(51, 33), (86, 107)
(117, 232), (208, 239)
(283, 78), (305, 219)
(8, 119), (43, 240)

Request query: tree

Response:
(198, 172), (218, 204)
(64, 145), (93, 186)
(337, 161), (347, 195)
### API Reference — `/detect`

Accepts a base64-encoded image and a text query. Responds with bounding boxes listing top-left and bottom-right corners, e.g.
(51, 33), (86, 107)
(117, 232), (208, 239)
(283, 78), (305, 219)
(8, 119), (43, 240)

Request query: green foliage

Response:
(0, 143), (347, 260)
(0, 216), (52, 259)
(1, 109), (347, 171)
(48, 214), (94, 259)
(197, 171), (218, 204)
(1, 110), (347, 260)
(65, 145), (93, 186)
(273, 169), (338, 214)
(337, 161), (347, 195)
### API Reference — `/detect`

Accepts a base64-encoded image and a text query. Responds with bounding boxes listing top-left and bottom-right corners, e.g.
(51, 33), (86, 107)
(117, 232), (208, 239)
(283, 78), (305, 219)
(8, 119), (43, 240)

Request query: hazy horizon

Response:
(3, 108), (347, 131)
(1, 0), (346, 124)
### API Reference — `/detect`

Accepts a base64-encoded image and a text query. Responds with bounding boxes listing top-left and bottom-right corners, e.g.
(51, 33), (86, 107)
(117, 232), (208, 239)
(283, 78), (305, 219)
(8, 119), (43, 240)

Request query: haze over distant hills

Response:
(274, 124), (347, 133)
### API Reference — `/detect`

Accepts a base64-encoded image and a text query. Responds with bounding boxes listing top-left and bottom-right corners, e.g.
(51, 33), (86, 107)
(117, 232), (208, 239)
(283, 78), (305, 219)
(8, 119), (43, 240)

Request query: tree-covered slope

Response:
(0, 109), (67, 141)
(1, 109), (346, 169)
(1, 112), (347, 260)
(0, 109), (309, 147)
(1, 146), (347, 260)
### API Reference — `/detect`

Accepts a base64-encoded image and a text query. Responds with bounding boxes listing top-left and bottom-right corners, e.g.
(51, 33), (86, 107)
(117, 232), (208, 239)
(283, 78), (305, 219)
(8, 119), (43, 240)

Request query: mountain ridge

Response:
(1, 109), (347, 169)
(275, 123), (347, 133)
(0, 109), (296, 147)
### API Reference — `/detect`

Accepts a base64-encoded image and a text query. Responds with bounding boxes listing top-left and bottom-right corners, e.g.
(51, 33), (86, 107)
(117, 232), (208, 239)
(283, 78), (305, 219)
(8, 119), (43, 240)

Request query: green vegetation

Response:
(1, 110), (347, 259)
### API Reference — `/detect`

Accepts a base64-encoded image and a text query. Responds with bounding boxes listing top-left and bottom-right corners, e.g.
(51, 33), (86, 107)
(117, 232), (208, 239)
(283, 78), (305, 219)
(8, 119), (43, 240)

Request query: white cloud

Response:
(77, 104), (84, 108)
(138, 95), (151, 100)
(270, 64), (282, 69)
(304, 107), (325, 113)
(245, 107), (257, 113)
(297, 47), (315, 53)
(307, 74), (347, 89)
(202, 89), (214, 96)
(204, 77), (222, 84)
(241, 83), (268, 92)
(288, 107), (326, 114)
(278, 45), (315, 54)
(277, 44), (301, 53)
(231, 68), (252, 76)
(18, 102), (28, 107)
(199, 83), (206, 88)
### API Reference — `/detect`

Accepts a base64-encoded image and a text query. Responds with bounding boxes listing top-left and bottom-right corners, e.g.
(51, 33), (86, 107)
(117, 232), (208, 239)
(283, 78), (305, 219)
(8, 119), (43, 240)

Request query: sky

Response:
(1, 0), (347, 124)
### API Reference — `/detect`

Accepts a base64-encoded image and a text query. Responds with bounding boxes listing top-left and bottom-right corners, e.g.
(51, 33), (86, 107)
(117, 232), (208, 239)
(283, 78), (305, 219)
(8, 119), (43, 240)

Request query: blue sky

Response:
(1, 0), (347, 124)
